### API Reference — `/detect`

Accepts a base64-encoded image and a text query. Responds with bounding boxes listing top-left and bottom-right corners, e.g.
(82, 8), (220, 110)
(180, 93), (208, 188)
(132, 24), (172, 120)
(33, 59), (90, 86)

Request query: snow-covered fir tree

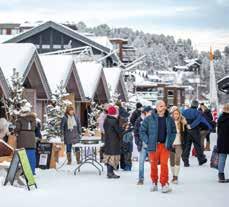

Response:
(43, 80), (72, 140)
(87, 102), (101, 132)
(6, 68), (29, 122)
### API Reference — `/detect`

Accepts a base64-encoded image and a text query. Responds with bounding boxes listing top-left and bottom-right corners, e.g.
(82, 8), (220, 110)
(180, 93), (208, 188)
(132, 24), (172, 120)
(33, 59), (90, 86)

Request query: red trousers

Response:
(149, 143), (170, 186)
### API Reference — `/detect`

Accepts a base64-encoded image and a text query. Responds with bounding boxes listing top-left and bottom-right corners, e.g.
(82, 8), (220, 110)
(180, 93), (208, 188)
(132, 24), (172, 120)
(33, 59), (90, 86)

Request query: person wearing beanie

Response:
(217, 103), (229, 183)
(15, 102), (36, 174)
(130, 102), (143, 126)
(182, 100), (212, 167)
(134, 106), (152, 185)
(103, 105), (124, 179)
(170, 106), (187, 184)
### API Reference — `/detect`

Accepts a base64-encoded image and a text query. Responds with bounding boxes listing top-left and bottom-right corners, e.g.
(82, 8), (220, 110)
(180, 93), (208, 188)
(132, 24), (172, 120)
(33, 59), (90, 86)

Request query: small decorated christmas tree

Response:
(43, 80), (72, 141)
(6, 68), (29, 123)
(86, 102), (102, 135)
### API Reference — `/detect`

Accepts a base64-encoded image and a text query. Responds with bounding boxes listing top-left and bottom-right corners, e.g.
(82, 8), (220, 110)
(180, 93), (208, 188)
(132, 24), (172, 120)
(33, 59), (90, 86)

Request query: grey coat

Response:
(61, 115), (81, 145)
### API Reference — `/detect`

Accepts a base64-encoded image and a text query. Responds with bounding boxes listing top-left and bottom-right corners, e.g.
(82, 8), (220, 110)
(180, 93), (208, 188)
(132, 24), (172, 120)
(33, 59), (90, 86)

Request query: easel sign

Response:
(4, 149), (37, 190)
(36, 142), (53, 169)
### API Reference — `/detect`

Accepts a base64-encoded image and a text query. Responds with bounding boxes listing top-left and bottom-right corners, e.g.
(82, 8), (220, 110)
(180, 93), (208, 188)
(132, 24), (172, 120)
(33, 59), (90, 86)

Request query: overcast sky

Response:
(0, 0), (228, 51)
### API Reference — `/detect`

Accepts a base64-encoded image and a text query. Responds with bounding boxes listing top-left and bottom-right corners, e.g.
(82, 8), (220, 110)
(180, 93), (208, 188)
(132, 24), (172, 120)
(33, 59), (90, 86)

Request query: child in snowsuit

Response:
(120, 123), (133, 171)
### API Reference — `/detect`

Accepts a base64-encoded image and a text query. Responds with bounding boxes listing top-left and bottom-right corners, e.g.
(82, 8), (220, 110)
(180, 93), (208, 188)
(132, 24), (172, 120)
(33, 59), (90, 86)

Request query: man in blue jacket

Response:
(140, 100), (176, 193)
(134, 106), (152, 185)
(182, 100), (212, 167)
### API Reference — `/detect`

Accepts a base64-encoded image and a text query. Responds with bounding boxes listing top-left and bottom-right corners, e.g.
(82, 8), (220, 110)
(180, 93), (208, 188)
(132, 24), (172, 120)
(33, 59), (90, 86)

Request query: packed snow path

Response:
(0, 134), (228, 207)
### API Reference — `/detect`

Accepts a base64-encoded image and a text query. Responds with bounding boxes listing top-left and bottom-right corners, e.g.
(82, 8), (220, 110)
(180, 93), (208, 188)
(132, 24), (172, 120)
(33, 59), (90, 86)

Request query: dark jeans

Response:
(182, 128), (206, 165)
(206, 133), (210, 143)
(66, 144), (80, 153)
(120, 152), (132, 170)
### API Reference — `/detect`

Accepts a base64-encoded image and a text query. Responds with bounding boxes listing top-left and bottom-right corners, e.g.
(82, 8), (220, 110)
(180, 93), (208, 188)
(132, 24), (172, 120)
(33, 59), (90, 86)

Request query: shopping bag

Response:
(210, 145), (219, 169)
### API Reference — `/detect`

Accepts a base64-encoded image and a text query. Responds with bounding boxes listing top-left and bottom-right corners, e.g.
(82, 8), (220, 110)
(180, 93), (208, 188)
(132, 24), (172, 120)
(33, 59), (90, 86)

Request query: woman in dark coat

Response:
(217, 103), (229, 183)
(61, 106), (81, 165)
(103, 105), (123, 179)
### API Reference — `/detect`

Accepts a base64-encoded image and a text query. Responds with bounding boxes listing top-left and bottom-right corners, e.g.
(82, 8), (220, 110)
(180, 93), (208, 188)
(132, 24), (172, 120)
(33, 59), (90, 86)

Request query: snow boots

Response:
(75, 151), (81, 164)
(218, 173), (229, 183)
(150, 183), (158, 192)
(171, 165), (180, 184)
(137, 180), (144, 185)
(171, 176), (178, 184)
(67, 152), (72, 165)
(162, 184), (172, 193)
(107, 164), (120, 179)
(199, 158), (207, 166)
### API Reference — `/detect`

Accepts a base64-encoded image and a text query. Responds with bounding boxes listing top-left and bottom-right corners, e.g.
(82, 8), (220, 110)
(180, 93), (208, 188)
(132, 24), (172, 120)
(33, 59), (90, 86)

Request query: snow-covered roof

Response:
(0, 35), (16, 43)
(39, 55), (74, 92)
(173, 65), (189, 70)
(134, 81), (158, 87)
(217, 75), (229, 83)
(88, 36), (113, 50)
(20, 21), (44, 28)
(0, 43), (36, 83)
(103, 67), (121, 96)
(129, 95), (153, 107)
(156, 70), (177, 75)
(76, 61), (102, 99)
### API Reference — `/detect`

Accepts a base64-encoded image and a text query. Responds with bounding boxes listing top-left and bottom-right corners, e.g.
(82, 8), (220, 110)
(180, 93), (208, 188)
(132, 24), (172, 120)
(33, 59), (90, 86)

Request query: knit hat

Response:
(170, 106), (179, 114)
(107, 106), (117, 116)
(142, 106), (152, 113)
(191, 100), (199, 108)
(136, 102), (143, 109)
(21, 102), (32, 113)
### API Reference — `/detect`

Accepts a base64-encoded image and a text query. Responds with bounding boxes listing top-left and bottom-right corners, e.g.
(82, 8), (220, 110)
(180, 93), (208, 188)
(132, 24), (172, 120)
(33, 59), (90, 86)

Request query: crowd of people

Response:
(0, 99), (229, 192)
(97, 100), (229, 193)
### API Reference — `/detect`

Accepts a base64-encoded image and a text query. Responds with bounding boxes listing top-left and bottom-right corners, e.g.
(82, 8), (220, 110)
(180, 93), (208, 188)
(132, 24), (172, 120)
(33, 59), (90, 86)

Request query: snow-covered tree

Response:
(87, 102), (102, 132)
(43, 81), (72, 140)
(6, 68), (29, 122)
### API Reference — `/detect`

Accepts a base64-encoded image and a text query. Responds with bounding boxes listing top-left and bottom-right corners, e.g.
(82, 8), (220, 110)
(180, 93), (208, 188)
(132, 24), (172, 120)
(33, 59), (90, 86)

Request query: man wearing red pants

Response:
(140, 100), (176, 193)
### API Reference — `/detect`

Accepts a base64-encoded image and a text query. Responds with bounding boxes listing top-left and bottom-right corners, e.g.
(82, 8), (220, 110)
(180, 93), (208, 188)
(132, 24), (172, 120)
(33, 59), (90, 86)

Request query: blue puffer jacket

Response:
(182, 107), (212, 130)
(139, 112), (176, 152)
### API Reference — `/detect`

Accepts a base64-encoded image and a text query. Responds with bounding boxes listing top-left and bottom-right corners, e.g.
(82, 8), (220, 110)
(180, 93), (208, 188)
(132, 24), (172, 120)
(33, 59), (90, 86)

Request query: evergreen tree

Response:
(43, 81), (72, 140)
(6, 68), (29, 123)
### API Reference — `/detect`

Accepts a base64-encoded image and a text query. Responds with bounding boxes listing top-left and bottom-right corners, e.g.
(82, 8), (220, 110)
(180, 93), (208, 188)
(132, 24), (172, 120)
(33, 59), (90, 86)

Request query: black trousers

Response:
(206, 133), (210, 143)
(182, 128), (206, 164)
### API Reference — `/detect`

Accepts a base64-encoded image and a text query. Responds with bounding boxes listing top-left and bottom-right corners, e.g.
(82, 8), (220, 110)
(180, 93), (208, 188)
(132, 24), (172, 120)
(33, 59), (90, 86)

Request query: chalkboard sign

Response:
(36, 142), (53, 169)
(4, 149), (37, 190)
(3, 151), (19, 185)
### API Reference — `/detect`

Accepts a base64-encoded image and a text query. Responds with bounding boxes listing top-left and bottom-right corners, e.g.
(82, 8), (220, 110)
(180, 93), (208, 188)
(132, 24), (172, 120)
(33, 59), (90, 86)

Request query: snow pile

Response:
(0, 43), (36, 83)
(76, 61), (102, 99)
(39, 55), (74, 92)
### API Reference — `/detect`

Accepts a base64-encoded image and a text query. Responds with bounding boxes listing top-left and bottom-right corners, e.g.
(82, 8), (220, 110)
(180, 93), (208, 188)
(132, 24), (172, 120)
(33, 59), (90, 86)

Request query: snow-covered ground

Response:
(0, 134), (228, 207)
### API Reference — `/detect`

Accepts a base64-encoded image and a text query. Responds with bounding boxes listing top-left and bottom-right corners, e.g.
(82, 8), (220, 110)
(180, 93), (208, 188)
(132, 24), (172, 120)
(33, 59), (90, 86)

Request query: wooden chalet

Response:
(103, 67), (128, 102)
(0, 43), (51, 121)
(3, 21), (119, 67)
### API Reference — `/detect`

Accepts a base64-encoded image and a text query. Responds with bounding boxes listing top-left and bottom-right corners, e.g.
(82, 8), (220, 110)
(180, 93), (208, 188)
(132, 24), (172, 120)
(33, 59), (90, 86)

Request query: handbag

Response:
(210, 145), (219, 169)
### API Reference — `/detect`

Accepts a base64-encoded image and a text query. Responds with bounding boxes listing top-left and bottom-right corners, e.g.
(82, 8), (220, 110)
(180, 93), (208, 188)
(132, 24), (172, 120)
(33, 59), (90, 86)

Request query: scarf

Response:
(67, 115), (77, 131)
